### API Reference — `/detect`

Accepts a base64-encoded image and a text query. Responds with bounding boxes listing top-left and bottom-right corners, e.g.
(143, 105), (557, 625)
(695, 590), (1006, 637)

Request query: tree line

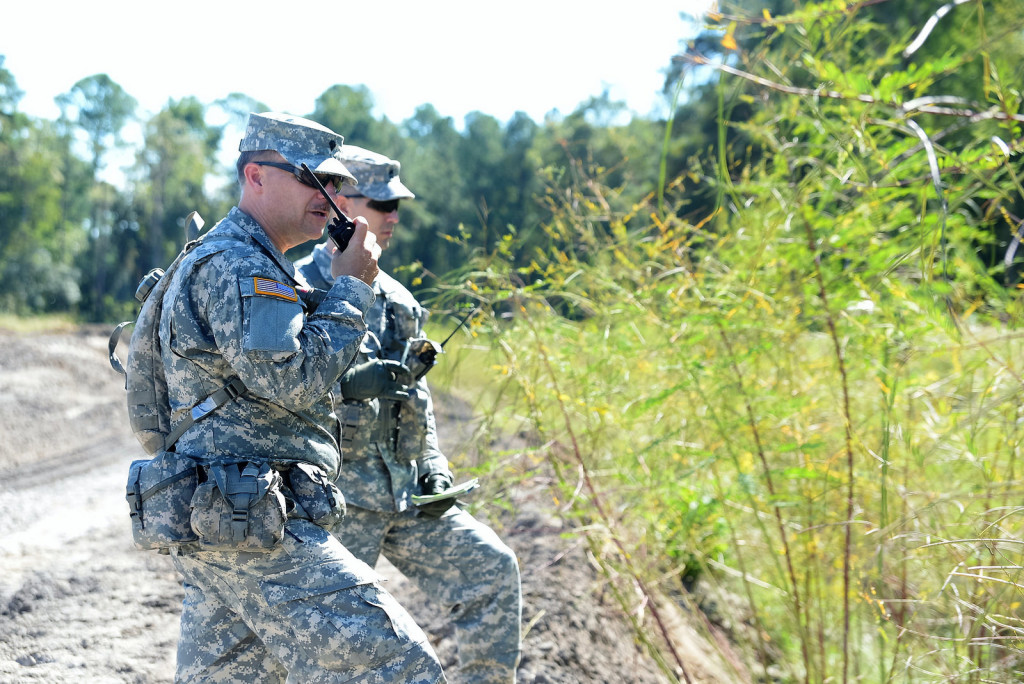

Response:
(0, 58), (698, 322)
(2, 0), (1022, 325)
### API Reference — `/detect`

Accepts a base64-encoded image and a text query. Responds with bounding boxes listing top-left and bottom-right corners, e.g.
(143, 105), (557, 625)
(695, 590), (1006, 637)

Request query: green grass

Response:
(451, 259), (1024, 681)
(430, 121), (1024, 679)
(0, 313), (81, 334)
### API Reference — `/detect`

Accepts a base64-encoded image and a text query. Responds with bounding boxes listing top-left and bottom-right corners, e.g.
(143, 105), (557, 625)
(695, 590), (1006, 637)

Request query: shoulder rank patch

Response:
(253, 277), (298, 302)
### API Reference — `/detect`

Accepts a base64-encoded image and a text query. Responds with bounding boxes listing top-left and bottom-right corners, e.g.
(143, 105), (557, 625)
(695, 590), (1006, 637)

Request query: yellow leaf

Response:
(762, 8), (772, 21)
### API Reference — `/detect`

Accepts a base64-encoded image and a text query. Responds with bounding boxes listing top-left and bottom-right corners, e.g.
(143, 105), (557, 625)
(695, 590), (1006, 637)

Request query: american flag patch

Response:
(253, 277), (298, 302)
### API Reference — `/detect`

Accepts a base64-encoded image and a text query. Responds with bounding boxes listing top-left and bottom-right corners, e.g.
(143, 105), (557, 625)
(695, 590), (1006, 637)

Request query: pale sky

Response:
(4, 1), (713, 124)
(3, 1), (714, 180)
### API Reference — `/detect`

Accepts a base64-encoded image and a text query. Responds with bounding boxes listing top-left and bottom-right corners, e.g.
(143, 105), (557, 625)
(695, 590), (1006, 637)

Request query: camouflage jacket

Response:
(163, 208), (372, 480)
(296, 242), (450, 512)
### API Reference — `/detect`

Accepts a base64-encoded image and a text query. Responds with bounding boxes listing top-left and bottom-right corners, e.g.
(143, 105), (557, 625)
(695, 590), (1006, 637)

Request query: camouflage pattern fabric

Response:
(172, 519), (444, 683)
(162, 208), (445, 682)
(297, 242), (523, 683)
(238, 111), (357, 185)
(335, 145), (415, 200)
(340, 506), (522, 683)
(165, 207), (370, 479)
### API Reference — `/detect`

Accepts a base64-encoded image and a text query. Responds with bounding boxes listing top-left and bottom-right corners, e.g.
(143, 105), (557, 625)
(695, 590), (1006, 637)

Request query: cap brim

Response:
(354, 177), (415, 200)
(286, 155), (358, 186)
(385, 178), (415, 200)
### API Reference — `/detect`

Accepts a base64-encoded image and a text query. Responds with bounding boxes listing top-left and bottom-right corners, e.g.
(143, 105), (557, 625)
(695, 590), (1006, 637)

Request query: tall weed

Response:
(431, 2), (1024, 681)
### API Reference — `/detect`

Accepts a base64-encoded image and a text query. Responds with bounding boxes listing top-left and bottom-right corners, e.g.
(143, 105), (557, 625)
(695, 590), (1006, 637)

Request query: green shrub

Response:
(436, 2), (1024, 681)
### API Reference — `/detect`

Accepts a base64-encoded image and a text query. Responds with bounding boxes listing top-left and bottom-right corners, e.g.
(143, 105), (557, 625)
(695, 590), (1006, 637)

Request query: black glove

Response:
(416, 472), (456, 518)
(340, 359), (413, 401)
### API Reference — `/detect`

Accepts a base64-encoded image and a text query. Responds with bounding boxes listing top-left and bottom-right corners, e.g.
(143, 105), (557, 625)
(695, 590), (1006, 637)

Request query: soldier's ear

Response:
(243, 163), (264, 191)
(335, 195), (353, 213)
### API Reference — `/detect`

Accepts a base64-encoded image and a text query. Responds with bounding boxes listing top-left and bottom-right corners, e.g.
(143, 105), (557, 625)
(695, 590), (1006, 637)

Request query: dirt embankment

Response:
(0, 327), (728, 683)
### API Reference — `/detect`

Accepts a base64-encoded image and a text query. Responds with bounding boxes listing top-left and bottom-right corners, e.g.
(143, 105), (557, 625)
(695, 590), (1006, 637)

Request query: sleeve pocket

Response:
(239, 276), (304, 356)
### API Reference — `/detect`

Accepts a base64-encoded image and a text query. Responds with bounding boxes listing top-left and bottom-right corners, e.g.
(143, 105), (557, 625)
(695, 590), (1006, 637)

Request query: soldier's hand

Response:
(416, 472), (456, 519)
(340, 359), (413, 401)
(331, 219), (379, 285)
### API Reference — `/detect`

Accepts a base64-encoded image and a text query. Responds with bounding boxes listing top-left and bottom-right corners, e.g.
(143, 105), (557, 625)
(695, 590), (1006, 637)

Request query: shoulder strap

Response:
(163, 376), (247, 451)
(115, 234), (250, 453)
(108, 321), (133, 377)
(157, 238), (251, 451)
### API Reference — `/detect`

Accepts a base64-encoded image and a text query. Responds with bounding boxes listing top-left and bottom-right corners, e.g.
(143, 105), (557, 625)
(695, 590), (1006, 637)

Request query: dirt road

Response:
(0, 327), (711, 683)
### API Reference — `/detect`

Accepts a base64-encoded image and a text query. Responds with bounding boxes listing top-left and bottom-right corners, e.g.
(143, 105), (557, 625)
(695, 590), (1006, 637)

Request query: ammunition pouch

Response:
(339, 398), (381, 454)
(125, 450), (201, 551)
(189, 462), (287, 551)
(286, 462), (346, 527)
(395, 388), (430, 459)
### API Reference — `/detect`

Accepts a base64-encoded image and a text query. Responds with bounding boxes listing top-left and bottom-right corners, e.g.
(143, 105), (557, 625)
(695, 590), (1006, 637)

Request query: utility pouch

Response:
(396, 388), (430, 460)
(189, 462), (287, 551)
(339, 398), (380, 454)
(287, 462), (346, 527)
(125, 450), (201, 550)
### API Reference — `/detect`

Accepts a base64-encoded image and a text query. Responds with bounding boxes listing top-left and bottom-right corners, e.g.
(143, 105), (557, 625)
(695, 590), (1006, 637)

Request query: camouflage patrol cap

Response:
(338, 146), (415, 200)
(239, 112), (357, 185)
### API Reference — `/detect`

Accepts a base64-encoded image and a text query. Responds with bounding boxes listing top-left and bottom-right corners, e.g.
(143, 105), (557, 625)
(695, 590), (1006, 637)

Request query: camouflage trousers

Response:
(170, 518), (446, 683)
(334, 506), (522, 684)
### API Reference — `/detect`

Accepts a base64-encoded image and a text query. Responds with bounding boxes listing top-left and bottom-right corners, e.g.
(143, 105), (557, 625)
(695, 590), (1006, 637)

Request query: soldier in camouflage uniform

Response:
(161, 113), (445, 683)
(296, 146), (522, 683)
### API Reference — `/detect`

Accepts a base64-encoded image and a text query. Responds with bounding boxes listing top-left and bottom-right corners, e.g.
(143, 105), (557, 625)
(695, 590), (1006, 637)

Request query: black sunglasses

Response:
(366, 198), (401, 213)
(252, 161), (343, 191)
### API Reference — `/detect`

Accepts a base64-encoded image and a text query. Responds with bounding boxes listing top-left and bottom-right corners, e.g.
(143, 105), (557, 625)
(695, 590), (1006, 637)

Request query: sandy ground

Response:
(0, 327), (730, 683)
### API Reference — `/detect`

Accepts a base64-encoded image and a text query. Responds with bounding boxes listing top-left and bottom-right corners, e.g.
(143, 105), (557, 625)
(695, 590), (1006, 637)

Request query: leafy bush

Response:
(436, 2), (1024, 682)
(0, 245), (82, 314)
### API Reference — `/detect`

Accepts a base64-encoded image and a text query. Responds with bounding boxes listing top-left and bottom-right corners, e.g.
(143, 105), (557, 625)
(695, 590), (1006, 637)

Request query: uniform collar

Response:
(227, 206), (301, 281)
